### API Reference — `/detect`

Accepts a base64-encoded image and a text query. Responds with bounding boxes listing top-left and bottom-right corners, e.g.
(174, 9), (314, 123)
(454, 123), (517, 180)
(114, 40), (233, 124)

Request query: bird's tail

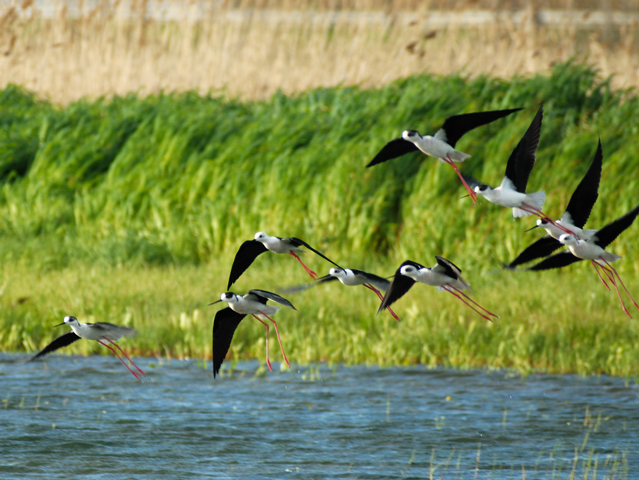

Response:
(512, 190), (545, 218)
(444, 150), (471, 163)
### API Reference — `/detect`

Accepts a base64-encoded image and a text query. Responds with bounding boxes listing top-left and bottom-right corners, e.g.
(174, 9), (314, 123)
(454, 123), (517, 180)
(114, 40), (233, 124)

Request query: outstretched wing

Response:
(506, 237), (562, 268)
(435, 108), (523, 147)
(350, 269), (391, 292)
(27, 331), (81, 362)
(377, 264), (417, 314)
(212, 308), (246, 378)
(591, 204), (639, 249)
(248, 289), (296, 310)
(563, 139), (602, 229)
(527, 251), (583, 271)
(227, 240), (268, 290)
(434, 256), (463, 278)
(280, 275), (339, 294)
(366, 137), (419, 167)
(285, 237), (342, 268)
(503, 105), (543, 193)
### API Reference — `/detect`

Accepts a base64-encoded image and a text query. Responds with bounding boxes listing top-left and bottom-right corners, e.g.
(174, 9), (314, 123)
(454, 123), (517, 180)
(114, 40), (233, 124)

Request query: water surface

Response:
(1, 354), (637, 479)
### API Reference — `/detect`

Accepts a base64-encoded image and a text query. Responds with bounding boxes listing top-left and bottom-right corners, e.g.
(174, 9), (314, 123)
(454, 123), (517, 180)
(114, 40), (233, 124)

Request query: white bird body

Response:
(538, 214), (598, 240)
(558, 234), (621, 265)
(402, 131), (471, 163)
(254, 232), (302, 254)
(400, 264), (470, 291)
(219, 292), (283, 318)
(62, 316), (135, 342)
(475, 178), (546, 218)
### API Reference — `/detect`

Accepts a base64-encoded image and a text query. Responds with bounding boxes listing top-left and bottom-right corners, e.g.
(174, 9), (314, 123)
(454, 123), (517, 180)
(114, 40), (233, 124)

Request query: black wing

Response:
(592, 204), (639, 249)
(227, 240), (268, 290)
(212, 308), (247, 378)
(279, 275), (338, 294)
(377, 265), (417, 314)
(366, 137), (418, 167)
(248, 289), (296, 310)
(527, 251), (583, 271)
(285, 237), (342, 269)
(350, 269), (391, 291)
(505, 237), (562, 268)
(436, 108), (523, 147)
(27, 331), (81, 362)
(434, 256), (462, 278)
(503, 105), (543, 193)
(564, 139), (602, 229)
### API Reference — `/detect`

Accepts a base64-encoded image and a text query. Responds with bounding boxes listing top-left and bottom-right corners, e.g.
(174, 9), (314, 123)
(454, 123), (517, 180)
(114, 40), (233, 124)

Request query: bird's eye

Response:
(478, 185), (487, 191)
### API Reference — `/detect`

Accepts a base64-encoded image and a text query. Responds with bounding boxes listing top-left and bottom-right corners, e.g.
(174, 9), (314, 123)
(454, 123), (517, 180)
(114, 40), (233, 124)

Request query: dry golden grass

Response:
(0, 0), (638, 103)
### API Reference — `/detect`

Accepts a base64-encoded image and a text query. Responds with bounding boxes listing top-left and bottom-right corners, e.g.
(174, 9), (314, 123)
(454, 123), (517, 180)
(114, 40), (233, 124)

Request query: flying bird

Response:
(366, 108), (522, 203)
(209, 289), (296, 378)
(283, 267), (400, 321)
(27, 316), (145, 380)
(507, 139), (603, 268)
(527, 204), (639, 318)
(472, 105), (553, 221)
(378, 258), (499, 322)
(227, 232), (341, 290)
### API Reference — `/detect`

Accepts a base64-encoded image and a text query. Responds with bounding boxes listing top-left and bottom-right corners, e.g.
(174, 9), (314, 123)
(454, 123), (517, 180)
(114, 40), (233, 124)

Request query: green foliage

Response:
(1, 62), (639, 375)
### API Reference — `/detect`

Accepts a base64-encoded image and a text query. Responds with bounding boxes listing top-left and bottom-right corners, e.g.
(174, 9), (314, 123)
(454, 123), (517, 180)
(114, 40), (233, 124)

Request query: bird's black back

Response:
(212, 308), (247, 378)
(503, 105), (543, 193)
(564, 139), (603, 229)
(285, 237), (342, 269)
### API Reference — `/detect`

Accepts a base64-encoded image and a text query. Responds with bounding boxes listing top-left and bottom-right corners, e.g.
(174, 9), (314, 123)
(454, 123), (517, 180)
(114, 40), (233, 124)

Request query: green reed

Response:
(1, 61), (639, 375)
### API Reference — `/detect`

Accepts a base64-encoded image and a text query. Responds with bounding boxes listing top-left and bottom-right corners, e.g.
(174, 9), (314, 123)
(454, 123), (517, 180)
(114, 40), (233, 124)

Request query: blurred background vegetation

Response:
(1, 1), (638, 376)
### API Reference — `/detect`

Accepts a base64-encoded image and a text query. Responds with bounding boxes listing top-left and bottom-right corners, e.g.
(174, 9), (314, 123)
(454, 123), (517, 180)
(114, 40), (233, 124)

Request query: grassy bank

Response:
(2, 63), (639, 376)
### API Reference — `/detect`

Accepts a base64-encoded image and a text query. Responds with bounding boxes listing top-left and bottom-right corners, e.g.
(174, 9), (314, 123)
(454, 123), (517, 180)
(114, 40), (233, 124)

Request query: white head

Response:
(473, 184), (490, 195)
(56, 315), (79, 328)
(254, 232), (269, 242)
(329, 268), (346, 278)
(558, 234), (578, 246)
(399, 264), (420, 279)
(536, 218), (547, 227)
(402, 130), (420, 141)
(220, 292), (239, 304)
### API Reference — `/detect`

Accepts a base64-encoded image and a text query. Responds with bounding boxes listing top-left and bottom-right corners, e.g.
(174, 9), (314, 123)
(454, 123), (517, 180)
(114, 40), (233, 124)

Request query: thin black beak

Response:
(208, 299), (222, 306)
(54, 322), (66, 327)
(459, 194), (470, 199)
(525, 225), (539, 232)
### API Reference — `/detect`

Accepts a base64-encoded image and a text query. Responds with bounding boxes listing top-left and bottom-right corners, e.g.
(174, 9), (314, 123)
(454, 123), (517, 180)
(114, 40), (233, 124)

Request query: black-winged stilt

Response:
(472, 106), (550, 220)
(227, 232), (341, 289)
(366, 108), (522, 203)
(27, 316), (145, 380)
(209, 289), (296, 378)
(507, 139), (603, 268)
(378, 258), (499, 322)
(284, 267), (400, 321)
(527, 204), (639, 318)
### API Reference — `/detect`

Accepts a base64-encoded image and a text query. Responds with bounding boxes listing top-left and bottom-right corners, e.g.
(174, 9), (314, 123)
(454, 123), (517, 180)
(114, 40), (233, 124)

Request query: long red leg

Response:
(102, 337), (146, 377)
(363, 284), (400, 321)
(442, 286), (494, 322)
(448, 285), (500, 319)
(289, 252), (317, 279)
(258, 312), (290, 368)
(520, 203), (573, 234)
(597, 263), (631, 318)
(443, 157), (476, 204)
(97, 339), (141, 380)
(251, 315), (272, 371)
(590, 260), (610, 290)
(601, 259), (639, 314)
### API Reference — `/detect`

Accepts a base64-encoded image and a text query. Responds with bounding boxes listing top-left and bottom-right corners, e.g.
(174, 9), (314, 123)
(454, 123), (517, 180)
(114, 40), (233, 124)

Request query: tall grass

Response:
(1, 63), (639, 376)
(0, 1), (638, 103)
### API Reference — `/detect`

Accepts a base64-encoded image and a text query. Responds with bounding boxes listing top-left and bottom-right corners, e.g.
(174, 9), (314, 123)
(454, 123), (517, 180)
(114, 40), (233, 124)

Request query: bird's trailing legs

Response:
(520, 203), (573, 234)
(101, 337), (146, 377)
(442, 285), (499, 322)
(595, 258), (639, 318)
(97, 339), (142, 381)
(254, 311), (290, 369)
(251, 315), (273, 372)
(289, 252), (318, 279)
(363, 283), (400, 321)
(443, 156), (476, 204)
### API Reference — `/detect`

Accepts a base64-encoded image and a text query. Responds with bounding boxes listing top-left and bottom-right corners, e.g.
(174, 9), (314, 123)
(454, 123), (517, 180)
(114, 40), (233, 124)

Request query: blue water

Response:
(1, 354), (637, 479)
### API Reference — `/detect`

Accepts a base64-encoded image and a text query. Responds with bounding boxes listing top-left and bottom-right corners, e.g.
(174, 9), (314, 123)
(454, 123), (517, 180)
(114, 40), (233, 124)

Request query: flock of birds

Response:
(27, 105), (639, 381)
